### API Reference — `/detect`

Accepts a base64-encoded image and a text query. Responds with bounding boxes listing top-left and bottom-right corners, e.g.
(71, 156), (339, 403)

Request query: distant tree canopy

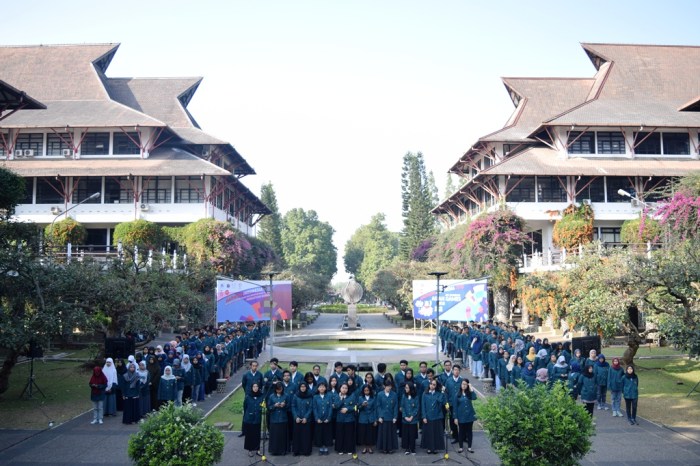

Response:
(281, 208), (337, 283)
(258, 182), (285, 266)
(344, 213), (398, 291)
(400, 151), (437, 260)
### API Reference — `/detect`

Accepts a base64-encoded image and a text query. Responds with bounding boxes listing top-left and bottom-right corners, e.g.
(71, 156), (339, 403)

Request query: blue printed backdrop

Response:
(412, 279), (489, 322)
(216, 279), (292, 322)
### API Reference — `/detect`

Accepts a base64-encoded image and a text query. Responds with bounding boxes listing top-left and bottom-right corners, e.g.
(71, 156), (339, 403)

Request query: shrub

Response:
(128, 402), (224, 466)
(45, 217), (87, 247)
(620, 216), (661, 244)
(477, 383), (594, 466)
(553, 204), (593, 251)
(113, 219), (163, 250)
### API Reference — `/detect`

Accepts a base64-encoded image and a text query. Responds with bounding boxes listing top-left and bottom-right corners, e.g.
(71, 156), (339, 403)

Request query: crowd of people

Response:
(86, 319), (641, 458)
(87, 321), (270, 425)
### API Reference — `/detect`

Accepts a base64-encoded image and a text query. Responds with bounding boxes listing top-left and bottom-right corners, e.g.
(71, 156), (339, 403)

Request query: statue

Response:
(342, 277), (363, 330)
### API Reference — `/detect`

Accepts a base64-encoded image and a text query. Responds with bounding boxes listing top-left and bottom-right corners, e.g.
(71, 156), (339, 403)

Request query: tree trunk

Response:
(0, 349), (21, 395)
(621, 326), (645, 367)
(493, 286), (510, 323)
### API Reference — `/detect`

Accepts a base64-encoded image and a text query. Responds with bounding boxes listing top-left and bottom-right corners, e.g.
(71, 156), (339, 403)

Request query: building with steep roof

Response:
(0, 43), (268, 249)
(434, 43), (700, 270)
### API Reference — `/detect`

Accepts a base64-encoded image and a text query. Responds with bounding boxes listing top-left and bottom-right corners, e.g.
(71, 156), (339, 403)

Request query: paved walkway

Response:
(0, 313), (699, 465)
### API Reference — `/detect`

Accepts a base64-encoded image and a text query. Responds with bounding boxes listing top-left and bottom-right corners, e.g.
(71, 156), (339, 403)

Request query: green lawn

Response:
(602, 345), (689, 358)
(0, 360), (93, 429)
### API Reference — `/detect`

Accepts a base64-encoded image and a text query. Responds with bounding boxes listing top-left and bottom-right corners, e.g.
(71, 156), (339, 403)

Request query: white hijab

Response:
(181, 355), (192, 373)
(102, 357), (118, 387)
(161, 366), (176, 381)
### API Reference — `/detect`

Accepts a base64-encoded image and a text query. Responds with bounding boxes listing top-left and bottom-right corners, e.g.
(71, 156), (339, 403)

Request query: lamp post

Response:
(267, 271), (279, 360)
(47, 192), (100, 253)
(617, 189), (650, 208)
(428, 271), (447, 365)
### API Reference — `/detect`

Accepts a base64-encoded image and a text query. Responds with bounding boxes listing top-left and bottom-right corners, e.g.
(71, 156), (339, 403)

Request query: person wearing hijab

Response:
(181, 354), (194, 403)
(568, 361), (582, 400)
(535, 368), (549, 386)
(578, 364), (597, 417)
(623, 365), (639, 425)
(453, 378), (477, 454)
(158, 365), (177, 406)
(291, 382), (313, 456)
(595, 354), (610, 410)
(487, 344), (499, 383)
(521, 362), (536, 388)
(121, 362), (141, 424)
(114, 358), (126, 412)
(243, 382), (264, 457)
(172, 358), (185, 407)
(357, 383), (377, 454)
(137, 361), (151, 415)
(608, 357), (625, 417)
(536, 349), (550, 371)
(146, 355), (161, 410)
(190, 354), (204, 403)
(401, 381), (419, 456)
(89, 366), (108, 425)
(526, 346), (537, 365)
(552, 355), (569, 388)
(101, 358), (118, 417)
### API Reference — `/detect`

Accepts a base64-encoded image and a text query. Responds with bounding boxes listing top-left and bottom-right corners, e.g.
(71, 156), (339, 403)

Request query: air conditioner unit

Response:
(631, 199), (641, 208)
(139, 203), (149, 211)
(14, 149), (24, 158)
(61, 148), (72, 157)
(23, 149), (35, 157)
(582, 199), (591, 206)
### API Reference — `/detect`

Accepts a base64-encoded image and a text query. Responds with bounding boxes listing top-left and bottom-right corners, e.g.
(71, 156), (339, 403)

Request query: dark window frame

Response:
(575, 176), (605, 203)
(662, 132), (690, 155)
(36, 177), (64, 204)
(46, 133), (71, 156)
(597, 131), (626, 154)
(634, 132), (661, 154)
(15, 133), (44, 156)
(81, 132), (110, 155)
(143, 177), (172, 204)
(175, 176), (204, 203)
(567, 131), (595, 154)
(72, 178), (102, 204)
(113, 132), (141, 155)
(537, 176), (568, 202)
(506, 176), (536, 203)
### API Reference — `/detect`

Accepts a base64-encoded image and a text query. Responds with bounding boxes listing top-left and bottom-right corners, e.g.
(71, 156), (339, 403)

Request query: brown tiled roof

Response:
(107, 77), (202, 128)
(481, 146), (700, 177)
(1, 146), (231, 177)
(0, 100), (165, 128)
(0, 80), (45, 110)
(479, 78), (594, 142)
(543, 43), (700, 128)
(0, 43), (118, 100)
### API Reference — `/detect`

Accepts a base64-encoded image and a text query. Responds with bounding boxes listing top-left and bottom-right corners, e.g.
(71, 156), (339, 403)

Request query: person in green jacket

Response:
(567, 361), (582, 400)
(157, 365), (177, 406)
(607, 357), (625, 417)
(623, 365), (639, 425)
(595, 354), (610, 410)
(243, 382), (264, 457)
(453, 379), (477, 454)
(401, 382), (420, 455)
(578, 364), (597, 417)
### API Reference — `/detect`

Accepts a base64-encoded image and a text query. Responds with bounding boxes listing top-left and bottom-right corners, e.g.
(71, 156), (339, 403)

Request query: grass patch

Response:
(602, 345), (689, 358)
(0, 360), (92, 429)
(633, 358), (700, 427)
(316, 304), (388, 313)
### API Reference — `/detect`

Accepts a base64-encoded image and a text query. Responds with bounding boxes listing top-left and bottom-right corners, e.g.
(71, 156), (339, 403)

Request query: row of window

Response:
(21, 176), (205, 204)
(567, 131), (691, 155)
(506, 176), (667, 203)
(4, 132), (140, 156)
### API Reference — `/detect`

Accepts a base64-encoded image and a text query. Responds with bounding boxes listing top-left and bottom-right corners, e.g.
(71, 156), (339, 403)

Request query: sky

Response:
(3, 1), (700, 281)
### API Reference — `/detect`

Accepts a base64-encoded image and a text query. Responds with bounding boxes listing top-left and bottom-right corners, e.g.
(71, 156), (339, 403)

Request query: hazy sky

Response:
(3, 1), (699, 281)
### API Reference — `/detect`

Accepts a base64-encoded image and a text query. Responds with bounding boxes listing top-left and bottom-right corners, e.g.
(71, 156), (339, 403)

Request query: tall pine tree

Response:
(400, 152), (436, 259)
(258, 182), (285, 267)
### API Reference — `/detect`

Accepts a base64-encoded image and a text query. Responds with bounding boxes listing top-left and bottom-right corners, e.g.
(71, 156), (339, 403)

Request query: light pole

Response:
(428, 271), (447, 365)
(267, 271), (279, 360)
(617, 188), (650, 208)
(47, 192), (100, 252)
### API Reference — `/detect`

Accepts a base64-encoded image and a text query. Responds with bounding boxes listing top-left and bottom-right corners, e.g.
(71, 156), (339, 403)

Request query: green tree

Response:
(400, 152), (436, 259)
(443, 173), (456, 200)
(258, 182), (285, 266)
(343, 213), (398, 289)
(45, 217), (87, 247)
(113, 219), (163, 250)
(0, 167), (25, 219)
(478, 384), (593, 466)
(281, 208), (337, 282)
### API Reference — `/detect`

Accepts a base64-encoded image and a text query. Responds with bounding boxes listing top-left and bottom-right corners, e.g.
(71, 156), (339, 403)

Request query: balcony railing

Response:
(520, 242), (663, 272)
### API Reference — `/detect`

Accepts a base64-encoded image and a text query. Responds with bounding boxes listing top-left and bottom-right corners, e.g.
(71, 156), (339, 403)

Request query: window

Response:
(537, 176), (567, 202)
(575, 176), (605, 203)
(21, 177), (33, 204)
(506, 176), (535, 202)
(143, 177), (172, 204)
(642, 177), (671, 202)
(15, 133), (44, 155)
(46, 133), (71, 156)
(81, 132), (109, 155)
(526, 230), (543, 255)
(663, 133), (690, 155)
(36, 177), (64, 204)
(634, 132), (661, 154)
(567, 131), (594, 154)
(72, 178), (101, 204)
(597, 132), (625, 154)
(105, 177), (134, 203)
(595, 227), (621, 244)
(113, 132), (140, 155)
(175, 176), (204, 203)
(606, 177), (634, 202)
(503, 144), (520, 156)
(483, 156), (494, 169)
